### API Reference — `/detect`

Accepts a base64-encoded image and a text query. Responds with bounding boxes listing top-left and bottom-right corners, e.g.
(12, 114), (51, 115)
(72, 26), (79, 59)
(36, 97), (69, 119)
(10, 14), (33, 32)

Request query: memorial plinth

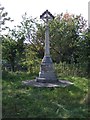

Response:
(36, 10), (57, 83)
(36, 56), (58, 83)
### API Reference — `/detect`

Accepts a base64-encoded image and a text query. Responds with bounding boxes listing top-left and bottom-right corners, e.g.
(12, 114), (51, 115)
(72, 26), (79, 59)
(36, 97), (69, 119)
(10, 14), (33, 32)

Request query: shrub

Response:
(54, 62), (87, 78)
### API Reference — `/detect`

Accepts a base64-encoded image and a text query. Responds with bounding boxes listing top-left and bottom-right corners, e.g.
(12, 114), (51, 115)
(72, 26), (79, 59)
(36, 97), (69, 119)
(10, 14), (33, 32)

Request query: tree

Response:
(2, 36), (17, 71)
(36, 12), (87, 64)
(1, 4), (14, 71)
(85, 28), (90, 77)
(2, 12), (88, 74)
(3, 13), (42, 71)
(0, 4), (13, 33)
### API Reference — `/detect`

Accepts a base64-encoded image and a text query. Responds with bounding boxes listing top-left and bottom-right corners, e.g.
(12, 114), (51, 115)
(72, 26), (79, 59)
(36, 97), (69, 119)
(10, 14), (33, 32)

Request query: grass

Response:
(2, 71), (89, 118)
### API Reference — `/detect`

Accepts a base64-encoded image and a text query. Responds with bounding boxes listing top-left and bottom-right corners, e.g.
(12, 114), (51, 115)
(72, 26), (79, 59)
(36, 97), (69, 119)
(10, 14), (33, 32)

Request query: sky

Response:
(0, 0), (89, 28)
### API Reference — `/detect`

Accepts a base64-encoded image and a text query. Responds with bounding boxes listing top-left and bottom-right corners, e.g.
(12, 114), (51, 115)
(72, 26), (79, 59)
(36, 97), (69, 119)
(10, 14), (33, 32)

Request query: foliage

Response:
(55, 62), (87, 78)
(50, 13), (86, 63)
(2, 71), (89, 118)
(2, 36), (17, 71)
(2, 11), (89, 76)
(24, 44), (41, 73)
(0, 4), (13, 33)
(83, 28), (90, 76)
(2, 13), (42, 72)
(35, 13), (87, 64)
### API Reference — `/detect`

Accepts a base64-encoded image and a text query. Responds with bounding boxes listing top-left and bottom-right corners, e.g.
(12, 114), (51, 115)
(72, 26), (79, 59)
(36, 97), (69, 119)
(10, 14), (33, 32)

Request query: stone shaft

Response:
(45, 23), (50, 56)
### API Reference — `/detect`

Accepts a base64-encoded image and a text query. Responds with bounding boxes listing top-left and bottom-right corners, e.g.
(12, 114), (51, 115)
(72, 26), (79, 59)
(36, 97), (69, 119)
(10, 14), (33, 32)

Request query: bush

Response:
(54, 62), (87, 78)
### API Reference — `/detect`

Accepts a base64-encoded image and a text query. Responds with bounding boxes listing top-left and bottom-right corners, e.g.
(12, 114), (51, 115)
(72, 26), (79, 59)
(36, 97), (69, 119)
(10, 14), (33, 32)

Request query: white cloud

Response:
(0, 0), (89, 27)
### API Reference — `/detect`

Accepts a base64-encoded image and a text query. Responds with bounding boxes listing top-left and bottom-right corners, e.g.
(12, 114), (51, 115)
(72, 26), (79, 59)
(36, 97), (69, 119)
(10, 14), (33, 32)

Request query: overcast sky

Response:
(0, 0), (89, 28)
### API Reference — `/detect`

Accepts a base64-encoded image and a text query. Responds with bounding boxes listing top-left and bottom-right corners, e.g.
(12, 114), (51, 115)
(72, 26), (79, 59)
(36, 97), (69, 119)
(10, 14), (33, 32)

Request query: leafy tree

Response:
(36, 12), (87, 64)
(2, 12), (88, 75)
(0, 4), (13, 33)
(3, 13), (41, 71)
(83, 29), (90, 104)
(20, 13), (44, 58)
(2, 36), (17, 71)
(1, 4), (13, 71)
(82, 28), (90, 76)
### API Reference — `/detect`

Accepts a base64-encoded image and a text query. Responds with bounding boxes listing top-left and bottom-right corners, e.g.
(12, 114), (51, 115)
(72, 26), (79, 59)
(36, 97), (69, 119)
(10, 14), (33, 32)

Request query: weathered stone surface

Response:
(36, 10), (57, 83)
(22, 79), (74, 87)
(42, 56), (53, 63)
(36, 56), (58, 83)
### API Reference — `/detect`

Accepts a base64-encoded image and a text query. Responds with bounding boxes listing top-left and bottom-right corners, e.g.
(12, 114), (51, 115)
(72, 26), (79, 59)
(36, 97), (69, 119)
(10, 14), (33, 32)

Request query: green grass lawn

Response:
(2, 71), (89, 118)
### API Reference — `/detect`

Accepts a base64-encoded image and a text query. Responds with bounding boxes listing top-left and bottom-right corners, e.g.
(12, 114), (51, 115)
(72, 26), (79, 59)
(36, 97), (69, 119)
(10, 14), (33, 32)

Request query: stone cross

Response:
(40, 10), (54, 57)
(36, 10), (58, 83)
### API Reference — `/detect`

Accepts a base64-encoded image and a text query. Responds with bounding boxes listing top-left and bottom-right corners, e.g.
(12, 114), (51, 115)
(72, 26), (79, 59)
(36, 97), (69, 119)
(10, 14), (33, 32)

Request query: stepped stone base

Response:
(36, 77), (58, 83)
(22, 79), (74, 87)
(22, 56), (74, 87)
